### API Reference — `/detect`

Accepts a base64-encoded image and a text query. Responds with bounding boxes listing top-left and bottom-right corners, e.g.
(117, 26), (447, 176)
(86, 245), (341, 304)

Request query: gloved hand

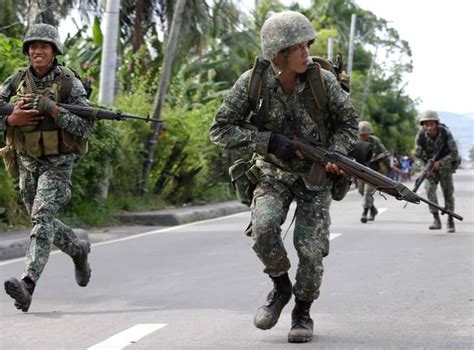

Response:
(23, 94), (57, 117)
(268, 133), (294, 161)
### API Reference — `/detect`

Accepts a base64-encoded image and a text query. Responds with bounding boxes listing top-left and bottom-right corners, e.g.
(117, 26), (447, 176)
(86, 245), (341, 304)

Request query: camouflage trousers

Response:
(250, 176), (331, 301)
(363, 184), (377, 209)
(425, 168), (455, 214)
(18, 157), (82, 284)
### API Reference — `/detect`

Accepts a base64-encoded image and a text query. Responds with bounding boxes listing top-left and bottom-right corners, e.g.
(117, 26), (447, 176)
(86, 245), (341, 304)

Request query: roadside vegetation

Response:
(0, 0), (418, 228)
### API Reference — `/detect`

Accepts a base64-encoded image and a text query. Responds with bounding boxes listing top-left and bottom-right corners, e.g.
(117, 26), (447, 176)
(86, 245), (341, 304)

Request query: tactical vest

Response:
(5, 65), (89, 157)
(247, 56), (350, 147)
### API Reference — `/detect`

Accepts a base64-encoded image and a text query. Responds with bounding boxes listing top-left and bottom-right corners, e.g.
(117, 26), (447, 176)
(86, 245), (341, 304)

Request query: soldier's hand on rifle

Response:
(6, 99), (42, 126)
(325, 162), (345, 176)
(22, 94), (58, 118)
(432, 161), (441, 171)
(268, 133), (295, 161)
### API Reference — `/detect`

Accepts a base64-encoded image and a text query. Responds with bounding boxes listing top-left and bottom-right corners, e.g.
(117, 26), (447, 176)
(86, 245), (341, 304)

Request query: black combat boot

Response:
(73, 240), (91, 287)
(368, 205), (378, 221)
(360, 208), (369, 223)
(447, 216), (455, 233)
(254, 273), (292, 330)
(288, 299), (314, 343)
(429, 212), (441, 230)
(4, 277), (35, 312)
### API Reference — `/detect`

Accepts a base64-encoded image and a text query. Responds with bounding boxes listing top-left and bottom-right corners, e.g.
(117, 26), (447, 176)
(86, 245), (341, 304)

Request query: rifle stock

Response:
(292, 140), (463, 221)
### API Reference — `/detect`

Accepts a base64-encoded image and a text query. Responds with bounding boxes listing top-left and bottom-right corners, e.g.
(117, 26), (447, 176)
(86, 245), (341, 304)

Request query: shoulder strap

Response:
(247, 57), (270, 131)
(57, 65), (74, 103)
(10, 68), (28, 93)
(304, 61), (329, 146)
(437, 124), (448, 141)
(248, 57), (270, 112)
(417, 129), (426, 149)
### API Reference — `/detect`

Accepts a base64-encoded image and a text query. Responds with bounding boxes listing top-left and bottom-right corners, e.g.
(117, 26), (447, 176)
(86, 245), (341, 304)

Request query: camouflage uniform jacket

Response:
(209, 67), (359, 188)
(414, 127), (459, 171)
(0, 64), (93, 168)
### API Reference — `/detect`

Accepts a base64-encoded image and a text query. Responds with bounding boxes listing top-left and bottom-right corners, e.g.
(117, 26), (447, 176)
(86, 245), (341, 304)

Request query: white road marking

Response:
(378, 208), (388, 215)
(330, 233), (341, 240)
(87, 323), (167, 350)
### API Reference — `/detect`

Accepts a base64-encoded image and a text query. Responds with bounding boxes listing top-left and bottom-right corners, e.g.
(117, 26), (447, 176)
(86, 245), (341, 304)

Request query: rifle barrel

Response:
(417, 197), (463, 221)
(0, 103), (161, 123)
(292, 140), (463, 221)
(58, 103), (162, 123)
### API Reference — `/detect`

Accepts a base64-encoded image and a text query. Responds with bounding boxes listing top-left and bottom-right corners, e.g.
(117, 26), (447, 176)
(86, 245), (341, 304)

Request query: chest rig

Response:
(5, 66), (88, 157)
(247, 55), (350, 147)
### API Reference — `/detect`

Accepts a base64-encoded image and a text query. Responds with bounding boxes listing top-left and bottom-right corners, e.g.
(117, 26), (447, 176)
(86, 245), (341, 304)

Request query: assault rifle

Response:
(292, 139), (463, 221)
(0, 103), (163, 123)
(403, 144), (444, 209)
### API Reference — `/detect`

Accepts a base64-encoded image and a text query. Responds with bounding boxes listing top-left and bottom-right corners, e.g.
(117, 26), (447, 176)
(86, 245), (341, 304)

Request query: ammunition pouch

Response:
(229, 158), (259, 206)
(7, 127), (88, 157)
(0, 144), (19, 178)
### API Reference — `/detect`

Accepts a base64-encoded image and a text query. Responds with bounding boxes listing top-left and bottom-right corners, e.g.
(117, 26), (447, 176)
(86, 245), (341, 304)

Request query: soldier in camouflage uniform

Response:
(415, 111), (459, 233)
(0, 24), (93, 312)
(209, 11), (359, 343)
(358, 121), (390, 223)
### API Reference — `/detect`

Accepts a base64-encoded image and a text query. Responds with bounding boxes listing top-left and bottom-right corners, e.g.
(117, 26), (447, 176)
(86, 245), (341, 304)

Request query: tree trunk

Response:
(140, 0), (187, 194)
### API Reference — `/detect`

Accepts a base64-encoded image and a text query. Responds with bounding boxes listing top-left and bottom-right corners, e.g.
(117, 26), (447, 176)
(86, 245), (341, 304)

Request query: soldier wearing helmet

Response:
(0, 23), (93, 312)
(209, 11), (359, 343)
(357, 121), (391, 223)
(415, 110), (460, 232)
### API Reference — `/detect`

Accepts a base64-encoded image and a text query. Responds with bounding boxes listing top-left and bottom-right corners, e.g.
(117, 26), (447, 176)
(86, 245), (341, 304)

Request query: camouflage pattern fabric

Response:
(209, 68), (359, 188)
(251, 176), (331, 301)
(209, 66), (359, 301)
(260, 11), (315, 60)
(363, 135), (389, 209)
(0, 63), (92, 284)
(415, 127), (458, 214)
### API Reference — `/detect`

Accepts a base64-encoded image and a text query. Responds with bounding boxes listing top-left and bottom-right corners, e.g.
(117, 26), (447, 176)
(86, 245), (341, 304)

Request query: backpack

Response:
(417, 123), (461, 170)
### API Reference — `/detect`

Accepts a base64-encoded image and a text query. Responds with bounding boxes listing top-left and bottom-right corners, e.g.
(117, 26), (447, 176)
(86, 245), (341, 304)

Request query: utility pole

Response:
(327, 37), (334, 61)
(141, 0), (187, 194)
(347, 13), (357, 80)
(98, 0), (120, 105)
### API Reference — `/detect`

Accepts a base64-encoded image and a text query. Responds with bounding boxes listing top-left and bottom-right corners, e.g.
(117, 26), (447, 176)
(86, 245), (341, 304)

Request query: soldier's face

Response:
(422, 120), (438, 137)
(28, 41), (55, 70)
(283, 41), (311, 74)
(359, 133), (369, 141)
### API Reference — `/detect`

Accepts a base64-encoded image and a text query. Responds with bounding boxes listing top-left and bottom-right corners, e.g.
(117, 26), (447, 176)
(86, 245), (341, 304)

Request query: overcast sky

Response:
(242, 0), (473, 114)
(354, 0), (473, 115)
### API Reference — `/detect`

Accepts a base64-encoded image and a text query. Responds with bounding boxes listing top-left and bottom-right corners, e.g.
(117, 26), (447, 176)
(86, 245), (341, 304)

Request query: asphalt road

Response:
(1, 169), (473, 349)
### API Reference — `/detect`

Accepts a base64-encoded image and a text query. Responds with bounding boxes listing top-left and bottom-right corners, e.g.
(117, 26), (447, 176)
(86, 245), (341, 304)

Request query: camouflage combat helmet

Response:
(23, 23), (63, 55)
(418, 110), (440, 125)
(358, 121), (373, 134)
(260, 11), (316, 60)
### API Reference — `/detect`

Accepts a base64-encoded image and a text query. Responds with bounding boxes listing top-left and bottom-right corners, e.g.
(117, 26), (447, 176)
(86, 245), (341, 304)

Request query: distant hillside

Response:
(438, 112), (473, 160)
